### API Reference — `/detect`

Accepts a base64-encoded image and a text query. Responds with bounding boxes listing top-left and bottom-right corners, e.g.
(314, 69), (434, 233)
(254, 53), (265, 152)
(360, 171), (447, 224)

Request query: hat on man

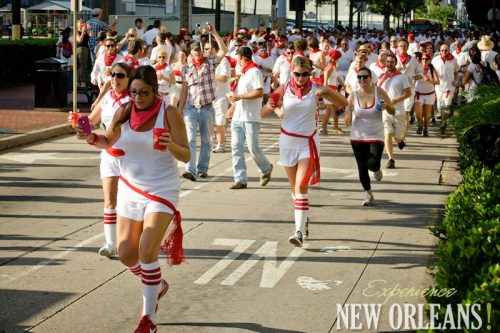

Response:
(237, 46), (254, 59)
(92, 8), (103, 16)
(477, 35), (494, 51)
(408, 34), (415, 40)
(357, 45), (371, 53)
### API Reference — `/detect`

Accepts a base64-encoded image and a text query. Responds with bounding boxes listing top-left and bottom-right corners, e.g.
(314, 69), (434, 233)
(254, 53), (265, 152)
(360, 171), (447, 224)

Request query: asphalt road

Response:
(0, 118), (460, 333)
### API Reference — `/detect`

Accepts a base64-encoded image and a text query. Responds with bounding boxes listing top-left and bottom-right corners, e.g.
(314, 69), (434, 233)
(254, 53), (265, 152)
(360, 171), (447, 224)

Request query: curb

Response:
(0, 124), (74, 151)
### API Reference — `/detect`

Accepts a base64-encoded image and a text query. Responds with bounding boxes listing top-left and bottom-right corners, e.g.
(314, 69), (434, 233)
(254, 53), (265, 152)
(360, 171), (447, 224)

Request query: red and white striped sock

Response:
(140, 261), (161, 319)
(103, 208), (116, 246)
(128, 263), (141, 279)
(294, 193), (309, 233)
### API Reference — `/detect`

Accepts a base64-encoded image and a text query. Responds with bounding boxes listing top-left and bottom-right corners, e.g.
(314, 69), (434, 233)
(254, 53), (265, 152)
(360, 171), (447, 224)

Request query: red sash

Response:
(280, 127), (320, 186)
(377, 70), (402, 87)
(119, 176), (184, 265)
(105, 147), (125, 157)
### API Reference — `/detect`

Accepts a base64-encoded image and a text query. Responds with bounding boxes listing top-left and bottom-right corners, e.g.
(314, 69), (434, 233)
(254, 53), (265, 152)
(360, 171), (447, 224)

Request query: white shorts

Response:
(213, 97), (228, 126)
(383, 113), (405, 140)
(436, 86), (454, 112)
(170, 83), (182, 101)
(404, 90), (415, 112)
(414, 92), (436, 105)
(100, 151), (121, 179)
(116, 180), (179, 221)
(279, 134), (320, 167)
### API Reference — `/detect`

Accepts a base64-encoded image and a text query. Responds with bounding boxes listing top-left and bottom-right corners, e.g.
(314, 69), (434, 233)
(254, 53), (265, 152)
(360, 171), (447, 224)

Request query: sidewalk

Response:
(0, 84), (88, 151)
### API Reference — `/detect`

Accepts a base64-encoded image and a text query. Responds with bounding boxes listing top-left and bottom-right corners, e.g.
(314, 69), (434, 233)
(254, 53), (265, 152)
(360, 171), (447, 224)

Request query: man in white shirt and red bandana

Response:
(178, 23), (227, 181)
(226, 46), (273, 189)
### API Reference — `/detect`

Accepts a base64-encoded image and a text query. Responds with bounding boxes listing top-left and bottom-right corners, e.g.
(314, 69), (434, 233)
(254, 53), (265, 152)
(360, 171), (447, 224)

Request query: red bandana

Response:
(225, 55), (237, 68)
(377, 70), (402, 87)
(104, 53), (117, 66)
(241, 60), (258, 74)
(310, 48), (321, 54)
(192, 57), (206, 71)
(124, 55), (139, 70)
(130, 97), (162, 131)
(441, 54), (454, 62)
(294, 51), (306, 58)
(375, 60), (386, 69)
(289, 78), (312, 100)
(398, 53), (410, 65)
(154, 63), (167, 71)
(110, 90), (129, 108)
(257, 53), (271, 59)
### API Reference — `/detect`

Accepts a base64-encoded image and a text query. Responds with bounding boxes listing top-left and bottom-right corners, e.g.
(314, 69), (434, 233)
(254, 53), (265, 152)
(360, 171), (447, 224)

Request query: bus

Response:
(409, 19), (443, 32)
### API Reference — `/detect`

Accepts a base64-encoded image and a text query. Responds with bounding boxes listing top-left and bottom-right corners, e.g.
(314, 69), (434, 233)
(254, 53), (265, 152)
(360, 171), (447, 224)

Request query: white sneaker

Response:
(362, 194), (375, 206)
(212, 145), (226, 153)
(374, 169), (383, 181)
(98, 244), (116, 258)
(289, 231), (303, 247)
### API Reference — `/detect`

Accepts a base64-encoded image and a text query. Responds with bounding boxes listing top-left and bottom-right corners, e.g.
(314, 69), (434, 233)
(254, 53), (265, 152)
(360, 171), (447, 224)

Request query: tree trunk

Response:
(181, 0), (190, 31)
(215, 0), (221, 30)
(234, 0), (241, 33)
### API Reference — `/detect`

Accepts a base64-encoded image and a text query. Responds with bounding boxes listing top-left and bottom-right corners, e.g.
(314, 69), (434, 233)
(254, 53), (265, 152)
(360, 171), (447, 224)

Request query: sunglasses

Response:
(357, 75), (370, 80)
(157, 56), (166, 58)
(111, 72), (126, 79)
(234, 44), (242, 47)
(129, 90), (151, 98)
(105, 44), (116, 48)
(128, 34), (135, 37)
(422, 58), (430, 61)
(204, 48), (211, 51)
(293, 72), (310, 78)
(286, 52), (294, 55)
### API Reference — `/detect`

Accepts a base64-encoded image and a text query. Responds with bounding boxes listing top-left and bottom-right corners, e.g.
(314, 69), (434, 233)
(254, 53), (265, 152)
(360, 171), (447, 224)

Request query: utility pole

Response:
(349, 0), (353, 30)
(334, 0), (338, 27)
(234, 0), (241, 33)
(181, 0), (189, 31)
(11, 0), (21, 40)
(215, 0), (221, 30)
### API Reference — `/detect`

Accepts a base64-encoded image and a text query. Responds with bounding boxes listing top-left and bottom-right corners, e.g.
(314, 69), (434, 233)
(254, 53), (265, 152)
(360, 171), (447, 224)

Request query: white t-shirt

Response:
(273, 55), (292, 85)
(337, 49), (356, 74)
(141, 28), (159, 46)
(253, 54), (276, 94)
(397, 55), (423, 89)
(379, 73), (411, 115)
(431, 57), (459, 91)
(150, 44), (173, 64)
(233, 67), (264, 122)
(369, 62), (386, 79)
(215, 56), (231, 98)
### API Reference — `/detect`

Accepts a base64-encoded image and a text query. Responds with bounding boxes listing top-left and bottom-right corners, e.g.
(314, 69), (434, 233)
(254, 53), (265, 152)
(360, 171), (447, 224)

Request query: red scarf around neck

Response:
(241, 60), (258, 74)
(110, 90), (129, 108)
(154, 63), (168, 71)
(257, 53), (271, 59)
(441, 54), (454, 62)
(289, 78), (312, 100)
(104, 53), (117, 66)
(294, 51), (306, 58)
(124, 55), (139, 70)
(375, 60), (386, 69)
(192, 57), (206, 71)
(130, 97), (162, 130)
(377, 70), (402, 87)
(310, 48), (321, 54)
(398, 53), (410, 65)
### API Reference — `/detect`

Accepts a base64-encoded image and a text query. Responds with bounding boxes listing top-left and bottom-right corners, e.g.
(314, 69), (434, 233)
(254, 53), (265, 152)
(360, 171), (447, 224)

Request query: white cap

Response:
(92, 8), (102, 16)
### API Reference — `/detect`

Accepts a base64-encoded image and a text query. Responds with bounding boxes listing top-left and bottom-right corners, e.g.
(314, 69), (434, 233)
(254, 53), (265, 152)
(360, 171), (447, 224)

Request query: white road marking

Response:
(2, 234), (103, 282)
(1, 152), (99, 164)
(321, 246), (352, 253)
(297, 276), (331, 290)
(220, 241), (308, 288)
(194, 239), (255, 285)
(321, 167), (398, 178)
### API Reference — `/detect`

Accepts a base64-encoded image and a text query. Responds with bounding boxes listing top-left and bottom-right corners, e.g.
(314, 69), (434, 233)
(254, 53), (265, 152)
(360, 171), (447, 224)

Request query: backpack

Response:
(62, 41), (72, 58)
(473, 62), (499, 86)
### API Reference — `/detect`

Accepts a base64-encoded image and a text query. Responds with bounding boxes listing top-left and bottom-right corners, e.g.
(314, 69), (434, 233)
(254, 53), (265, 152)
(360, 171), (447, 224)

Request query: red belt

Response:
(280, 127), (320, 186)
(119, 176), (184, 265)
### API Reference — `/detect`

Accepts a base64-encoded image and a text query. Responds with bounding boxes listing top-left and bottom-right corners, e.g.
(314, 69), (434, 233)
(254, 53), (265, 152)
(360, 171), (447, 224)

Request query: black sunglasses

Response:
(128, 34), (135, 37)
(235, 44), (242, 47)
(111, 72), (126, 79)
(157, 56), (166, 58)
(357, 75), (370, 80)
(286, 52), (294, 55)
(422, 58), (430, 61)
(105, 44), (115, 48)
(293, 72), (310, 78)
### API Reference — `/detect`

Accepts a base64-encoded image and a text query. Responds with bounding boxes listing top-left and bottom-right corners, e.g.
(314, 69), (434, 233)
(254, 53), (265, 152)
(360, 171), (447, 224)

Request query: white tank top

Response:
(101, 91), (131, 129)
(415, 68), (436, 94)
(281, 81), (318, 136)
(350, 88), (384, 142)
(119, 101), (180, 196)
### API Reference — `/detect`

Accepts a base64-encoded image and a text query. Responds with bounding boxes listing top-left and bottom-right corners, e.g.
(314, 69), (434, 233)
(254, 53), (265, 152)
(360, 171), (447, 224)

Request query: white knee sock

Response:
(103, 208), (116, 246)
(294, 193), (309, 233)
(128, 262), (141, 279)
(140, 261), (161, 318)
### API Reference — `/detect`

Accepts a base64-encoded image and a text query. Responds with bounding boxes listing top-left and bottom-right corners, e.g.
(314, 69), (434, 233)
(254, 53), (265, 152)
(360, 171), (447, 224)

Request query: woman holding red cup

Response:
(262, 56), (348, 247)
(76, 65), (189, 333)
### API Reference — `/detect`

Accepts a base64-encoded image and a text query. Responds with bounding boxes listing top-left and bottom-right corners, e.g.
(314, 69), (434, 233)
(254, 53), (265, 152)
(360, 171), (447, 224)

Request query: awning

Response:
(27, 1), (92, 12)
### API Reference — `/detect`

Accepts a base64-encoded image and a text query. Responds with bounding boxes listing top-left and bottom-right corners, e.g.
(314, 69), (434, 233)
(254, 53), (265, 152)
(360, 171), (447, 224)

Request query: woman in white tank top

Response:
(87, 62), (131, 258)
(77, 66), (190, 333)
(344, 67), (395, 207)
(262, 56), (348, 248)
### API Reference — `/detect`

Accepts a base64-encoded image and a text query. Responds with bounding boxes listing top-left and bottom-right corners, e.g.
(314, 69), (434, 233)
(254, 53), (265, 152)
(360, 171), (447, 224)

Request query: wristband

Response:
(88, 133), (100, 145)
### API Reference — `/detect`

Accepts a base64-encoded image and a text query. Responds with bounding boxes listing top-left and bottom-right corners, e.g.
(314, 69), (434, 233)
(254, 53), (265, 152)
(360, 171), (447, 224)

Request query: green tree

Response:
(367, 0), (425, 30)
(416, 0), (455, 27)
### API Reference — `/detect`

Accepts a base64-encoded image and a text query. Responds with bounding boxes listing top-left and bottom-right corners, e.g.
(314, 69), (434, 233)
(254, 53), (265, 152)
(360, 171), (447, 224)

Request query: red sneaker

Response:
(155, 278), (169, 314)
(134, 315), (157, 333)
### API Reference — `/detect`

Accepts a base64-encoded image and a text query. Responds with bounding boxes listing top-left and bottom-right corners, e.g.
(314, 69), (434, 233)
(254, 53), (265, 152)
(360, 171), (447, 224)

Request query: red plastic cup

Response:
(70, 112), (78, 128)
(153, 128), (168, 151)
(269, 92), (281, 108)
